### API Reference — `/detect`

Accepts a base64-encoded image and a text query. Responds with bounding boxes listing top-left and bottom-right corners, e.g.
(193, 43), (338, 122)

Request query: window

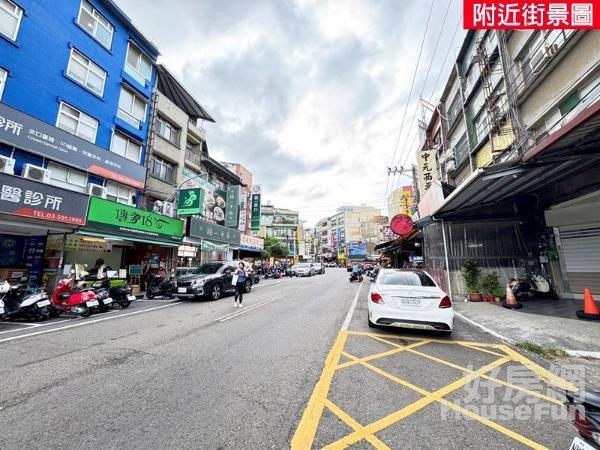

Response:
(0, 0), (23, 41)
(151, 157), (175, 183)
(110, 131), (142, 163)
(67, 49), (107, 96)
(47, 162), (87, 192)
(106, 180), (134, 205)
(125, 43), (152, 84)
(117, 87), (147, 128)
(77, 0), (114, 49)
(155, 116), (180, 145)
(0, 67), (6, 100)
(559, 91), (581, 117)
(379, 271), (436, 287)
(57, 102), (98, 143)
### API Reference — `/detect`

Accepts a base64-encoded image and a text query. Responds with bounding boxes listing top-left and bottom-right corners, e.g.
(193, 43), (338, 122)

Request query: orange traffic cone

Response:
(502, 284), (523, 309)
(576, 288), (600, 320)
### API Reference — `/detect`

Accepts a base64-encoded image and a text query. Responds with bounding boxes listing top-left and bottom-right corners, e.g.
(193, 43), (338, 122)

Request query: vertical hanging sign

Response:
(250, 184), (262, 230)
(225, 185), (240, 228)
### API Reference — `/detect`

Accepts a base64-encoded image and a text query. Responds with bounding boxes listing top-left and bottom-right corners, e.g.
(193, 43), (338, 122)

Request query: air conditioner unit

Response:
(531, 44), (558, 74)
(87, 183), (107, 198)
(162, 201), (174, 217)
(152, 200), (163, 213)
(23, 164), (50, 183)
(0, 156), (16, 175)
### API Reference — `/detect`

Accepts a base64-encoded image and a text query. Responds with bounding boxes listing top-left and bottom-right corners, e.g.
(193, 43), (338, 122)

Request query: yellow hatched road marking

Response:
(323, 355), (512, 449)
(460, 342), (506, 357)
(324, 400), (391, 450)
(291, 331), (348, 450)
(336, 340), (431, 370)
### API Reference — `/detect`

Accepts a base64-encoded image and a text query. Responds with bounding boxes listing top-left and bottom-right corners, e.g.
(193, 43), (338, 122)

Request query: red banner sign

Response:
(464, 0), (600, 29)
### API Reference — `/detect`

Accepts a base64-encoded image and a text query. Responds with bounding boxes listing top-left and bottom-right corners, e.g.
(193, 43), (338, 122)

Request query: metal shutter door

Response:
(559, 224), (600, 295)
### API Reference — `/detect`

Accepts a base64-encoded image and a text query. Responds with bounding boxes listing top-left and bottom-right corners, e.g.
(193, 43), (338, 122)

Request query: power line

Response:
(429, 10), (464, 101)
(383, 0), (435, 204)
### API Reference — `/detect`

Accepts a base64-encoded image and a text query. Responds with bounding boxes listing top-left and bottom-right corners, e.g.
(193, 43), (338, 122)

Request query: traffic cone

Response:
(576, 288), (600, 320)
(502, 284), (523, 309)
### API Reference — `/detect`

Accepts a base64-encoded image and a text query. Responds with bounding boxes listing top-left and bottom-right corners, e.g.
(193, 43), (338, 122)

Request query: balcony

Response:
(188, 119), (206, 141)
(185, 148), (203, 168)
(454, 133), (470, 166)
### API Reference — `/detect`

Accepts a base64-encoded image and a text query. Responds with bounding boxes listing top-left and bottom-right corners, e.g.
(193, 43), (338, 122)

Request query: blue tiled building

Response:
(0, 0), (158, 202)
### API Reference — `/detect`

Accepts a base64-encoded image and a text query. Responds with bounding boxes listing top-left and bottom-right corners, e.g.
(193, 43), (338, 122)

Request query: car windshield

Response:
(378, 271), (436, 287)
(193, 263), (222, 275)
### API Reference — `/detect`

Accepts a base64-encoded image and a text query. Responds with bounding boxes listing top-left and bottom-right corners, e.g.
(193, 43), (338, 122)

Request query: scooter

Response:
(509, 272), (556, 301)
(50, 276), (98, 318)
(349, 272), (363, 283)
(94, 278), (135, 308)
(145, 273), (175, 299)
(564, 390), (600, 448)
(0, 280), (51, 322)
(264, 268), (281, 280)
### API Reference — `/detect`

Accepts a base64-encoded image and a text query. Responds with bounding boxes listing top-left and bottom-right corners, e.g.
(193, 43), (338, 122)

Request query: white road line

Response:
(341, 282), (363, 331)
(0, 322), (39, 328)
(215, 289), (300, 322)
(0, 319), (73, 335)
(0, 302), (181, 344)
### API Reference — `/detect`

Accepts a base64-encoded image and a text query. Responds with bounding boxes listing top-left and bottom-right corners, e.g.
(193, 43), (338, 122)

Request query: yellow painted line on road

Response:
(324, 400), (391, 450)
(324, 356), (511, 449)
(437, 398), (550, 450)
(499, 344), (578, 392)
(460, 342), (506, 357)
(347, 330), (507, 348)
(336, 340), (431, 370)
(291, 330), (348, 450)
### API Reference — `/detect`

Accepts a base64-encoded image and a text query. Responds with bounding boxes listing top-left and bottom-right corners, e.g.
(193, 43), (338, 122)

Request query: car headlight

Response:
(192, 279), (204, 287)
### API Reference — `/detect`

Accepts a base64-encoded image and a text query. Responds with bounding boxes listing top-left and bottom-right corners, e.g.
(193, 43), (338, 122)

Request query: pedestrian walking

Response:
(233, 262), (248, 308)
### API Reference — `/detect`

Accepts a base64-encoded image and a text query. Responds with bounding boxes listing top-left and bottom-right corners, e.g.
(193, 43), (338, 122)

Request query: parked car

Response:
(367, 269), (454, 334)
(325, 262), (336, 268)
(294, 263), (315, 277)
(313, 262), (325, 274)
(176, 261), (251, 301)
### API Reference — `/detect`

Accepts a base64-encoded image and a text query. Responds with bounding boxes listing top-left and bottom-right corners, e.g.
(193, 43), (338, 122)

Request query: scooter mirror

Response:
(70, 269), (76, 274)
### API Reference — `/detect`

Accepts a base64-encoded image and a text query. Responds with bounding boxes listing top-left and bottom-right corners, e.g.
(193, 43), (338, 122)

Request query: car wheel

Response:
(210, 284), (222, 301)
(245, 280), (251, 293)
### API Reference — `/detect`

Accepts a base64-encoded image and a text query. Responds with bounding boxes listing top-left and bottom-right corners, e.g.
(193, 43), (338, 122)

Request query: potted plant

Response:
(481, 272), (503, 302)
(461, 259), (482, 301)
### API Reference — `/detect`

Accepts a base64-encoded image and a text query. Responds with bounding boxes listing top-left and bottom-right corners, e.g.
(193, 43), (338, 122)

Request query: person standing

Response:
(234, 262), (248, 308)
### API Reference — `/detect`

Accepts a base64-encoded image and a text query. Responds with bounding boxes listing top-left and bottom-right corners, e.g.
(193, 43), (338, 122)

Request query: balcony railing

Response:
(185, 148), (203, 166)
(188, 119), (206, 140)
(454, 134), (470, 166)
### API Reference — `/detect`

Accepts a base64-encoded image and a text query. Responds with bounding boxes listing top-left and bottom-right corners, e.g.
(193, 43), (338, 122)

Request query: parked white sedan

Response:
(367, 269), (454, 334)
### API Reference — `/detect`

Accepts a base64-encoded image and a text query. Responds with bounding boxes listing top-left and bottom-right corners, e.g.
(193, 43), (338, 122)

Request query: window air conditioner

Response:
(23, 164), (51, 183)
(87, 183), (107, 198)
(0, 155), (16, 175)
(532, 44), (558, 74)
(162, 201), (174, 217)
(152, 200), (163, 213)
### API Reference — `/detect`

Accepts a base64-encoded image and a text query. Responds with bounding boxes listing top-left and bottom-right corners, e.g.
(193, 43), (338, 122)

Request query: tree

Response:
(263, 236), (287, 258)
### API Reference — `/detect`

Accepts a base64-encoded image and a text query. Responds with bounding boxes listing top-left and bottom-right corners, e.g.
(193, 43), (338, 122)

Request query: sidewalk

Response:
(454, 301), (600, 355)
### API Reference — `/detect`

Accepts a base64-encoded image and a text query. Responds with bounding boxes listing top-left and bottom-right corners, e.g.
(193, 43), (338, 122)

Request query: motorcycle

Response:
(86, 277), (135, 309)
(0, 279), (51, 322)
(349, 272), (363, 283)
(50, 276), (98, 318)
(264, 268), (281, 280)
(564, 390), (600, 448)
(509, 272), (557, 301)
(145, 273), (175, 299)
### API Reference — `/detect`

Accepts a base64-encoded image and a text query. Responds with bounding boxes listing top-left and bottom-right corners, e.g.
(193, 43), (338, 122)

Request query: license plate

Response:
(569, 437), (596, 450)
(399, 297), (421, 306)
(103, 298), (113, 304)
(178, 287), (187, 293)
(86, 300), (99, 307)
(37, 299), (51, 307)
(127, 295), (136, 301)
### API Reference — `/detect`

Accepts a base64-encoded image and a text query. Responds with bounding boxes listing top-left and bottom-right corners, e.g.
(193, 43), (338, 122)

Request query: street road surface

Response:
(0, 270), (577, 449)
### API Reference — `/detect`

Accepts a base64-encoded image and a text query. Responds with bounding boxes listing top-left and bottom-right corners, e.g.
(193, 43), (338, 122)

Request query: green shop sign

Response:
(189, 217), (241, 246)
(177, 188), (204, 215)
(225, 185), (239, 227)
(86, 197), (184, 241)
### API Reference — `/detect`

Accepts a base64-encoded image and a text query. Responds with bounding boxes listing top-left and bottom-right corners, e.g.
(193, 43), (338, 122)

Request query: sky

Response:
(117, 0), (466, 227)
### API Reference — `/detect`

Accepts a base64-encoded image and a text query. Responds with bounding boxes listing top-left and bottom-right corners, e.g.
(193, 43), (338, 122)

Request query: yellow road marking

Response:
(346, 330), (507, 348)
(336, 340), (431, 370)
(499, 345), (578, 392)
(324, 356), (512, 449)
(460, 342), (506, 357)
(325, 400), (391, 450)
(438, 398), (550, 450)
(291, 331), (348, 450)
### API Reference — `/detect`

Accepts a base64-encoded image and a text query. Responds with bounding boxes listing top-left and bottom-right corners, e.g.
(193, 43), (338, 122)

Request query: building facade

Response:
(260, 204), (300, 261)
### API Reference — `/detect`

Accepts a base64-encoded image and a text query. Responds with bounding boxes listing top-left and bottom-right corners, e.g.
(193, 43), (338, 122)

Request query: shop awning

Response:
(431, 157), (600, 218)
(77, 231), (181, 248)
(374, 241), (394, 251)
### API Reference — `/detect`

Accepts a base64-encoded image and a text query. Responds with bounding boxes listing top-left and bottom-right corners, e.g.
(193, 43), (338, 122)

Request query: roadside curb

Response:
(454, 311), (600, 360)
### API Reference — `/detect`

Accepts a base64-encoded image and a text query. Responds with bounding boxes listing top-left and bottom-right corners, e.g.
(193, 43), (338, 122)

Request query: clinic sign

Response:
(250, 184), (262, 230)
(86, 197), (184, 241)
(0, 103), (146, 189)
(0, 172), (89, 224)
